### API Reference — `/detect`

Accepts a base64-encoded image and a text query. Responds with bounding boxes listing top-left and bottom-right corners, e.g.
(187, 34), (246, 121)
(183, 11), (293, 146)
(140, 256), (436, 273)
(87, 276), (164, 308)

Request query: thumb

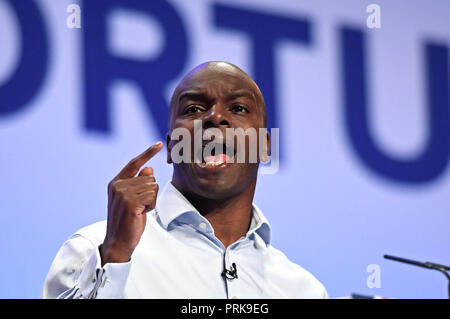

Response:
(138, 167), (154, 177)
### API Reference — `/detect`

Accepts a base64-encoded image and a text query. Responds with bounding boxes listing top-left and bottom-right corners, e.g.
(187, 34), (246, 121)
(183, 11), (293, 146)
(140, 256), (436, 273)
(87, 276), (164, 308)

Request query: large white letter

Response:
(366, 264), (381, 288)
(170, 127), (191, 164)
(66, 4), (81, 29)
(366, 4), (381, 29)
(226, 127), (258, 163)
(259, 128), (279, 175)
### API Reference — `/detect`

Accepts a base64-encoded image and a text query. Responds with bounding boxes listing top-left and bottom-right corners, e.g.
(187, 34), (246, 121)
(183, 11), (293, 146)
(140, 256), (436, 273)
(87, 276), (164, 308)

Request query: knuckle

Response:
(111, 180), (122, 193)
(117, 190), (128, 202)
(145, 180), (154, 187)
(146, 183), (158, 191)
(108, 180), (117, 191)
(142, 174), (155, 181)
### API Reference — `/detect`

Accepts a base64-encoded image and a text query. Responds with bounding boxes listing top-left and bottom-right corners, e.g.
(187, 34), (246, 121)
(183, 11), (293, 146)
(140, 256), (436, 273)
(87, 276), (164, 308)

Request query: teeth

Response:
(205, 161), (224, 167)
(196, 161), (224, 168)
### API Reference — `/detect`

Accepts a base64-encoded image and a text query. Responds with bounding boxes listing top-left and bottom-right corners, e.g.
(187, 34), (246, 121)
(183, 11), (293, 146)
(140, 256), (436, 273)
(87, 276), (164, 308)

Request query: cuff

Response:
(77, 245), (132, 298)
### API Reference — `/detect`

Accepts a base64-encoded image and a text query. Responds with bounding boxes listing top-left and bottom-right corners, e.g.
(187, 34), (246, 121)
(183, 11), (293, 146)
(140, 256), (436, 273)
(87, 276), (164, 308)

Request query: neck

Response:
(173, 180), (257, 248)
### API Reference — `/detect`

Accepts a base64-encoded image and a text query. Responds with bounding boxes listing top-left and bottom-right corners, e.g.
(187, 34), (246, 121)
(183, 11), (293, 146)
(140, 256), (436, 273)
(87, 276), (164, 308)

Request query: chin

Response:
(193, 178), (240, 200)
(173, 162), (257, 200)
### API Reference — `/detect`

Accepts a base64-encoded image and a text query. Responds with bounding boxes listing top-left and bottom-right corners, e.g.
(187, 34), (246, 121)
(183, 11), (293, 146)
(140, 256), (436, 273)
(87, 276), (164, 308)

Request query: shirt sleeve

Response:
(41, 234), (132, 299)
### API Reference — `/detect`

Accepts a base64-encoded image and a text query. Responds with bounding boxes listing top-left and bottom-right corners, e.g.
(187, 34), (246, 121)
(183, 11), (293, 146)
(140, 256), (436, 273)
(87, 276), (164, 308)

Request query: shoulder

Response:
(265, 245), (328, 298)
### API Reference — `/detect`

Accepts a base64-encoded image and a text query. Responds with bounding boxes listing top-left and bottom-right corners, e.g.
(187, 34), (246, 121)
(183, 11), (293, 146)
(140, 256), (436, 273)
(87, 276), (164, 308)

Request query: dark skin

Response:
(101, 62), (269, 265)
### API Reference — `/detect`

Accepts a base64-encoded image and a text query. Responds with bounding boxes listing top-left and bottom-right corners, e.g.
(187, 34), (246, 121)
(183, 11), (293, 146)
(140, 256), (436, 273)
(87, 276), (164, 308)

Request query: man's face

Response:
(167, 63), (268, 200)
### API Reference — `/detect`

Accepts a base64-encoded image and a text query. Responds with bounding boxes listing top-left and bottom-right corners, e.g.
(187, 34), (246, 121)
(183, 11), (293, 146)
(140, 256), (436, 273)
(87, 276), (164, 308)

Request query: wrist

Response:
(100, 241), (133, 266)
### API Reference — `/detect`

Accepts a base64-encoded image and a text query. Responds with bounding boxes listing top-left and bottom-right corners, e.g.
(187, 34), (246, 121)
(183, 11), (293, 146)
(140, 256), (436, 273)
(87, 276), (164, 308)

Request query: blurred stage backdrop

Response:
(1, 0), (449, 298)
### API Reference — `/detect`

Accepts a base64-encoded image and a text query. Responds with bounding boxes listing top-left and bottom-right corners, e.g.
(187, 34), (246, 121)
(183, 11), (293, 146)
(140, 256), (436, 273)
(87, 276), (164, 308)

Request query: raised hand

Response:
(100, 142), (163, 266)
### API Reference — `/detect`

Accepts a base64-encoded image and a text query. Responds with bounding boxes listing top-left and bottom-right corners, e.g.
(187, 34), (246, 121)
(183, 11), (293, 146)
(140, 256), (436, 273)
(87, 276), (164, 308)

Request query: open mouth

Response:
(195, 141), (235, 168)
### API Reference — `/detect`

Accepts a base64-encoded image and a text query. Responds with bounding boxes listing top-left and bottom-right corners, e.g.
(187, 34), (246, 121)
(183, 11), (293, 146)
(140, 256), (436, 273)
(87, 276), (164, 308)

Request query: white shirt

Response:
(41, 182), (328, 299)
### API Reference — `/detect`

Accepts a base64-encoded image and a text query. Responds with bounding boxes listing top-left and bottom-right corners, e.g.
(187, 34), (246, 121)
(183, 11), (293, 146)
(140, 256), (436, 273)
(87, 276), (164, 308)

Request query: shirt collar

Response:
(155, 182), (272, 246)
(155, 182), (198, 229)
(249, 202), (272, 247)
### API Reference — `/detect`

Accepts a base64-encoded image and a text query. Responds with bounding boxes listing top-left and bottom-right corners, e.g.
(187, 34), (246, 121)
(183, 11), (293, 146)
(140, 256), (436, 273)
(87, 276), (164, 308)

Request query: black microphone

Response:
(384, 254), (450, 299)
(221, 263), (238, 280)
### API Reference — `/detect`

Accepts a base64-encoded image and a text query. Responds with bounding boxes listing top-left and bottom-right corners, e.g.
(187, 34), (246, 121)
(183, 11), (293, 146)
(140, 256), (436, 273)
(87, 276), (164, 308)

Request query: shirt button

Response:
(232, 296), (238, 299)
(199, 222), (207, 230)
(225, 250), (230, 258)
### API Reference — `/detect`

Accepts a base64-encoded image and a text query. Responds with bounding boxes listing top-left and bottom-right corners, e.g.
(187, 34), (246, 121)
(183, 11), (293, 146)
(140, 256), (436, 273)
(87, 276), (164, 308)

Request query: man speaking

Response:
(41, 61), (327, 298)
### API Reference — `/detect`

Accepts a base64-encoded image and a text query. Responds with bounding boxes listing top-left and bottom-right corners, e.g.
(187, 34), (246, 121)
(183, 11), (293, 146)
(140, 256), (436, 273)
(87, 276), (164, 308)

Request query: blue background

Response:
(1, 0), (449, 298)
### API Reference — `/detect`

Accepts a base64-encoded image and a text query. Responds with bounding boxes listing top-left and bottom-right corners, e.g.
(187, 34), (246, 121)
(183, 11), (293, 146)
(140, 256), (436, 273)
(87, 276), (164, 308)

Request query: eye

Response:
(184, 105), (204, 114)
(232, 105), (249, 113)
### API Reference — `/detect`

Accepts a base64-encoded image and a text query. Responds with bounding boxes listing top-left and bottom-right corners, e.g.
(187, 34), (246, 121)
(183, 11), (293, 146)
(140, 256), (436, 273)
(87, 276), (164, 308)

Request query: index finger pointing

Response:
(115, 141), (163, 180)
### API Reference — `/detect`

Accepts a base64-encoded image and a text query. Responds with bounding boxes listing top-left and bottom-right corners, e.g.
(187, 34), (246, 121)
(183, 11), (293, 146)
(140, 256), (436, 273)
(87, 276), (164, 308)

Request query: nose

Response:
(203, 104), (230, 129)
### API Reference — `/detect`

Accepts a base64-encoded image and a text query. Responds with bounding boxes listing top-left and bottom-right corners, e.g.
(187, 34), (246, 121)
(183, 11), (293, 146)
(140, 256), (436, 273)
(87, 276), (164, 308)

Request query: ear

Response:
(166, 133), (172, 164)
(261, 130), (271, 163)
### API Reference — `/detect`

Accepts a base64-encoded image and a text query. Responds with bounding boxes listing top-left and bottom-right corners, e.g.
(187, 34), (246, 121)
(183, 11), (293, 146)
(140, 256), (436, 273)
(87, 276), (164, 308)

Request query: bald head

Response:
(168, 61), (267, 129)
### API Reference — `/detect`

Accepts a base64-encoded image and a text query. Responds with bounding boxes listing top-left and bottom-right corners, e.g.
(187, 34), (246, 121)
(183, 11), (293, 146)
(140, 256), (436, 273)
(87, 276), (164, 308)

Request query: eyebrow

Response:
(224, 91), (256, 103)
(178, 91), (210, 104)
(178, 90), (256, 104)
